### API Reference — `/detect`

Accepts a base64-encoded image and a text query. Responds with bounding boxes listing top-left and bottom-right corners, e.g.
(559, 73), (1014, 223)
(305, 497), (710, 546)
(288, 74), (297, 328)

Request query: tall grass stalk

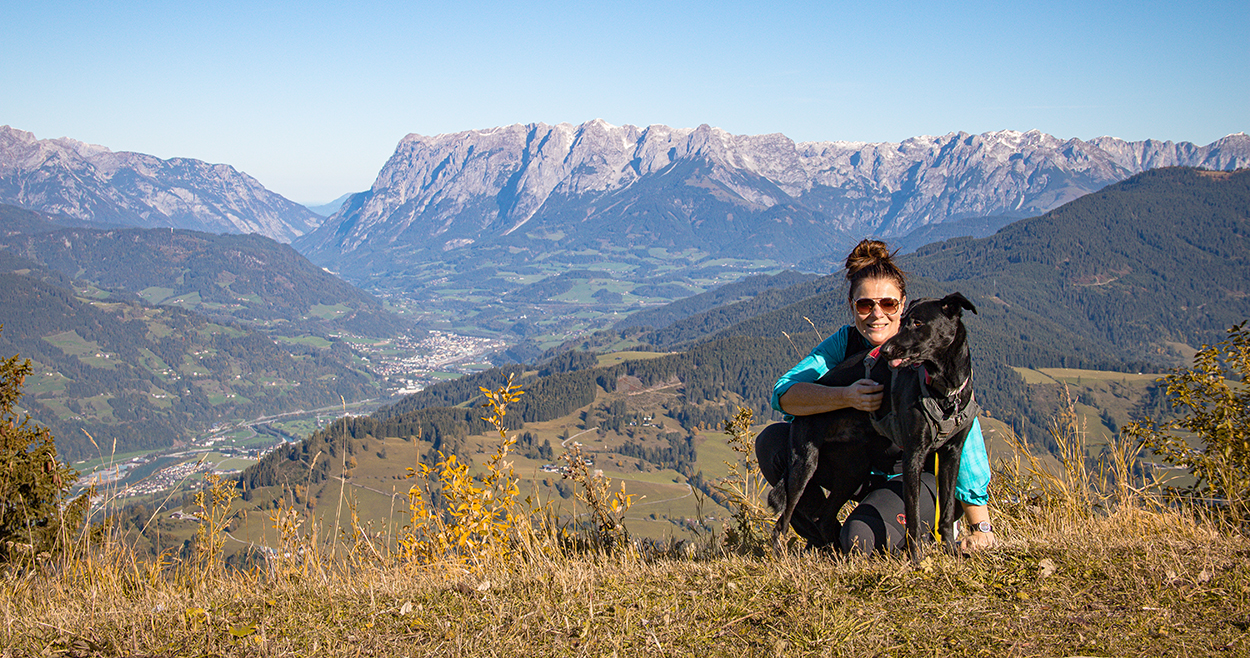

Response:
(559, 442), (639, 554)
(714, 407), (773, 555)
(994, 387), (1166, 544)
(394, 374), (536, 573)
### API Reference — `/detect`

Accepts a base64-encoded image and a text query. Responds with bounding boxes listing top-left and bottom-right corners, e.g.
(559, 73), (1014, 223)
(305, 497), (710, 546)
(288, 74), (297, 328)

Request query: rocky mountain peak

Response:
(0, 126), (322, 243)
(297, 121), (1250, 280)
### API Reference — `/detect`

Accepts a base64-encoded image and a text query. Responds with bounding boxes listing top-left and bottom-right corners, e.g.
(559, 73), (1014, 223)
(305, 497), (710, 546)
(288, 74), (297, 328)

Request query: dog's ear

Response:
(902, 297), (933, 315)
(941, 292), (977, 315)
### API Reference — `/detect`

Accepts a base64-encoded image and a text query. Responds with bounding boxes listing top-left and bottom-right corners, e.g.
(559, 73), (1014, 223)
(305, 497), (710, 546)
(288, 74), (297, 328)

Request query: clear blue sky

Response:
(2, 1), (1245, 203)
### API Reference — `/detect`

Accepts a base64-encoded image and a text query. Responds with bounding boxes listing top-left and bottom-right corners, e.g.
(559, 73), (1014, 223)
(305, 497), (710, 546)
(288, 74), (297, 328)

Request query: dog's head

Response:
(879, 292), (977, 369)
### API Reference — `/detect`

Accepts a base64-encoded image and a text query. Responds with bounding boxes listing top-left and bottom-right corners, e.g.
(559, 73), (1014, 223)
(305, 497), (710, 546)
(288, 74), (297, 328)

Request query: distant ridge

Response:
(0, 126), (323, 242)
(305, 193), (354, 217)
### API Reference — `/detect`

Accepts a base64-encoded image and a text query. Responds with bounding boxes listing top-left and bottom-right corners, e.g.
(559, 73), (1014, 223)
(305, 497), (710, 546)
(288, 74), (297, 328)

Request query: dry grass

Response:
(5, 394), (1250, 657)
(7, 517), (1247, 657)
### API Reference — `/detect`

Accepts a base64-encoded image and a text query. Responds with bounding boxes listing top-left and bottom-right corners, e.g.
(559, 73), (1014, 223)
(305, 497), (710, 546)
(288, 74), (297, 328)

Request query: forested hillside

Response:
(0, 204), (85, 235)
(244, 335), (798, 490)
(0, 204), (407, 337)
(0, 270), (377, 460)
(907, 167), (1250, 363)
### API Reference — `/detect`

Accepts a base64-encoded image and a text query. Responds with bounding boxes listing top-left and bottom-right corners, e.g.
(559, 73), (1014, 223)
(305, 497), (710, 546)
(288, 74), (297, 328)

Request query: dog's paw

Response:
(771, 533), (788, 558)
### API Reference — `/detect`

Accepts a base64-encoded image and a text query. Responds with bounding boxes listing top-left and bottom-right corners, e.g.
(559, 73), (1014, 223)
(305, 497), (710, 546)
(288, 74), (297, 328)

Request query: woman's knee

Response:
(840, 518), (879, 556)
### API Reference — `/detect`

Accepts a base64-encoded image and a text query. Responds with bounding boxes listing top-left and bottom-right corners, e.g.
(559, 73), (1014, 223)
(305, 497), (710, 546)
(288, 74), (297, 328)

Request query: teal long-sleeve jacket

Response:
(771, 325), (991, 507)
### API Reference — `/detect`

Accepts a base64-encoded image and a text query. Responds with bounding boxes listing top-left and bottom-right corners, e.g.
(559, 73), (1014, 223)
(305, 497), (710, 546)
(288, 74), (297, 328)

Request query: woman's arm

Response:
(778, 379), (884, 416)
(771, 327), (855, 417)
(955, 419), (995, 552)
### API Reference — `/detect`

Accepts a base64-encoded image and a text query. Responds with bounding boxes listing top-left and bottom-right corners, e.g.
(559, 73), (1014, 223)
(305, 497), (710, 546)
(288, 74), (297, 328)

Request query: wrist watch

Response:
(966, 520), (993, 534)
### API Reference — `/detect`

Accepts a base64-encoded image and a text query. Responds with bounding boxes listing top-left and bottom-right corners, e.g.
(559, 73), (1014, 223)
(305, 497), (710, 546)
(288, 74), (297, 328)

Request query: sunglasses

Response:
(853, 297), (902, 315)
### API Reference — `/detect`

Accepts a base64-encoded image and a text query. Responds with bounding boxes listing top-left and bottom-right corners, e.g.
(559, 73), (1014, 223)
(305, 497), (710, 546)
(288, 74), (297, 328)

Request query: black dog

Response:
(769, 293), (979, 562)
(766, 345), (891, 554)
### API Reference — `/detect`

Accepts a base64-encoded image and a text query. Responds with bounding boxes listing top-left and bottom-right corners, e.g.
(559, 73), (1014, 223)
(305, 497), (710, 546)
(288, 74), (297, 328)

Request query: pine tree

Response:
(1, 328), (85, 558)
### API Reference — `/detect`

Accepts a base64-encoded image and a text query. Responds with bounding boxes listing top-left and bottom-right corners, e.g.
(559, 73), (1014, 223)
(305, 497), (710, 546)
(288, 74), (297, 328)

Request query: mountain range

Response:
(0, 126), (321, 243)
(295, 120), (1250, 282)
(305, 193), (353, 218)
(7, 120), (1246, 329)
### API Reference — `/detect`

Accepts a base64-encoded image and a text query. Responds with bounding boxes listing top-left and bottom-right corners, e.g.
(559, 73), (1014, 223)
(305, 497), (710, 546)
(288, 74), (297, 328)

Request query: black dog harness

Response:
(862, 345), (981, 447)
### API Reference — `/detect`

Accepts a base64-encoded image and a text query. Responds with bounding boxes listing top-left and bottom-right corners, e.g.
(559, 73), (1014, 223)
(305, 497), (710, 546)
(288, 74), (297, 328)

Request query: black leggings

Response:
(755, 421), (940, 555)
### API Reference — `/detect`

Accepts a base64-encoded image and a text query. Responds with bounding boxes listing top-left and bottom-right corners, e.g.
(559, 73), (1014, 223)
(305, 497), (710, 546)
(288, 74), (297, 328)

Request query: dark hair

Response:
(844, 239), (906, 300)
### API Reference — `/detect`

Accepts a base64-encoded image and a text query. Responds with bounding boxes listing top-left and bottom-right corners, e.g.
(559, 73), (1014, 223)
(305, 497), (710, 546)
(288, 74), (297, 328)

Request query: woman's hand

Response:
(844, 378), (884, 412)
(959, 530), (996, 554)
(958, 503), (996, 554)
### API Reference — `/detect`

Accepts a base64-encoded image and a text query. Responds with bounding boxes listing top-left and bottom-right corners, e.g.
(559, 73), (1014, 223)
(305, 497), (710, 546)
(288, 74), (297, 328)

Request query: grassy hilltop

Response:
(6, 386), (1249, 656)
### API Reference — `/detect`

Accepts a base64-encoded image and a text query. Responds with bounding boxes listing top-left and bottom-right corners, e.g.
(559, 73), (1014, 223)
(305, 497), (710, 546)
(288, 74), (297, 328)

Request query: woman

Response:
(755, 239), (995, 555)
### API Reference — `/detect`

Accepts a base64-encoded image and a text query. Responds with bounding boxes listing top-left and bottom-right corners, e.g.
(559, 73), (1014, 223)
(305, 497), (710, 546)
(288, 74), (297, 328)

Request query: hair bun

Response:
(844, 239), (894, 277)
(843, 239), (907, 299)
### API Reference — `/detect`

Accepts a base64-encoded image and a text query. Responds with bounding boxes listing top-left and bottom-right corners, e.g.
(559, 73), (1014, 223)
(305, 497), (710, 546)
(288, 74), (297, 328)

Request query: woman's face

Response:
(851, 277), (905, 346)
